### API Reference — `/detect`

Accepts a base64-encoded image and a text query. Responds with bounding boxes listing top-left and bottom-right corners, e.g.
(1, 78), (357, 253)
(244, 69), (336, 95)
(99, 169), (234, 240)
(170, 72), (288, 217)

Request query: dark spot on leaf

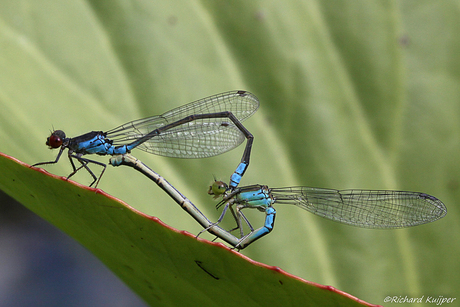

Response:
(195, 260), (219, 280)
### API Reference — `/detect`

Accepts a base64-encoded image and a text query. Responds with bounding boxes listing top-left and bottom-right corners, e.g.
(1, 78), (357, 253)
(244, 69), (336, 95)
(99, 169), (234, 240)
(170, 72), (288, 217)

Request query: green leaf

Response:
(0, 153), (374, 307)
(1, 0), (458, 305)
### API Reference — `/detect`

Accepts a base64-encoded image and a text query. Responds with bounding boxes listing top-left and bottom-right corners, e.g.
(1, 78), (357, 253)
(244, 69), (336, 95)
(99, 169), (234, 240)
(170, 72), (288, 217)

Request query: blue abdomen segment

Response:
(229, 162), (248, 189)
(111, 145), (130, 155)
(264, 207), (276, 230)
(238, 207), (276, 249)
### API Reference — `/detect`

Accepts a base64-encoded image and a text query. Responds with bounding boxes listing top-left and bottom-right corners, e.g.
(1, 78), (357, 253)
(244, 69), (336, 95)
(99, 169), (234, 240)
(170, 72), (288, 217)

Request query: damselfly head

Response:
(208, 180), (228, 199)
(46, 130), (66, 149)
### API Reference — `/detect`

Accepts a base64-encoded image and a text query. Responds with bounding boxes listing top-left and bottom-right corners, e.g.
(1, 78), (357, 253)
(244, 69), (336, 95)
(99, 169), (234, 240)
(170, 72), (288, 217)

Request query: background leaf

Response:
(0, 0), (458, 306)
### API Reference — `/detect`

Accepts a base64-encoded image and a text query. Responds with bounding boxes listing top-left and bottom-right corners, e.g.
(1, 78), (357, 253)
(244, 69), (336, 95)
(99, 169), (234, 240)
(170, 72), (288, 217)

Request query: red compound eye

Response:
(46, 130), (66, 149)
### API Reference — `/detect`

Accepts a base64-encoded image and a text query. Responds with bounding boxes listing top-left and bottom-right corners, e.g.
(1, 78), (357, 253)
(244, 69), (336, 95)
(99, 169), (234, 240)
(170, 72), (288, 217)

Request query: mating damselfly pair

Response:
(33, 91), (447, 249)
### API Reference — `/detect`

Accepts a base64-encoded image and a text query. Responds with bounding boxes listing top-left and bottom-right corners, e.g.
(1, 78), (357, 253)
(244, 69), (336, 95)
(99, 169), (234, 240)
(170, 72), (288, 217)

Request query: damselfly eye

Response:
(208, 180), (228, 197)
(46, 130), (66, 149)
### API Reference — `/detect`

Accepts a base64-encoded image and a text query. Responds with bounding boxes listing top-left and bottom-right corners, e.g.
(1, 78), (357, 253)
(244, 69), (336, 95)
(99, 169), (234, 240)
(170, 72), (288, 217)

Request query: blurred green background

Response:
(0, 0), (458, 306)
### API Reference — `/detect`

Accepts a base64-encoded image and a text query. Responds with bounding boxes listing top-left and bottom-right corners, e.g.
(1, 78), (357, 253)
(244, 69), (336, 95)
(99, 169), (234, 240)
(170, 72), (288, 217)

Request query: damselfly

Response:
(206, 181), (447, 249)
(33, 91), (258, 187)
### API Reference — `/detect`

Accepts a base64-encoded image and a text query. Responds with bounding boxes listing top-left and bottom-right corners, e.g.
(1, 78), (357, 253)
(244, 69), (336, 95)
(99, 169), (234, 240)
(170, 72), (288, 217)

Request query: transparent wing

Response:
(106, 91), (259, 158)
(270, 187), (447, 228)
